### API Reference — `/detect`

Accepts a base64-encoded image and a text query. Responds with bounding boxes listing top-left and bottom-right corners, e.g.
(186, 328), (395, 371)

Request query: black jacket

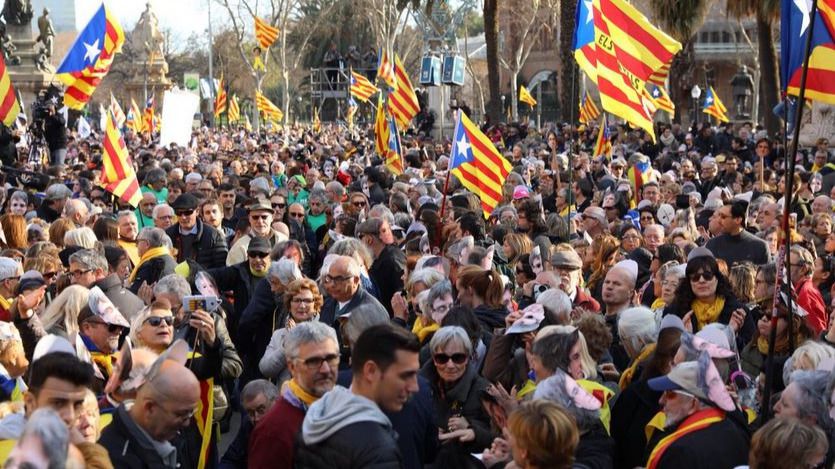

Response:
(166, 220), (228, 269)
(36, 201), (60, 223)
(93, 274), (145, 322)
(650, 410), (750, 469)
(368, 245), (406, 317)
(610, 379), (661, 469)
(99, 405), (173, 469)
(473, 304), (508, 335)
(576, 422), (615, 469)
(663, 296), (756, 351)
(44, 112), (67, 151)
(0, 124), (18, 166)
(207, 261), (258, 335)
(129, 254), (177, 294)
(236, 278), (281, 384)
(421, 363), (493, 469)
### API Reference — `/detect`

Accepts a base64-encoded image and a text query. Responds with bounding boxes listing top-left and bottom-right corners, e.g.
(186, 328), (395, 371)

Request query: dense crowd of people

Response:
(0, 112), (833, 469)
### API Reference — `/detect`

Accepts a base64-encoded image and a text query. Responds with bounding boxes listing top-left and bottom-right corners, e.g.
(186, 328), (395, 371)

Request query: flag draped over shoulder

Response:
(449, 111), (512, 218)
(255, 91), (283, 122)
(0, 53), (19, 126)
(703, 86), (729, 123)
(56, 4), (124, 110)
(254, 17), (279, 49)
(228, 95), (240, 123)
(519, 85), (537, 107)
(377, 48), (396, 88)
(388, 54), (419, 128)
(587, 0), (681, 141)
(101, 111), (141, 207)
(579, 91), (601, 124)
(350, 71), (379, 103)
(214, 76), (227, 118)
(594, 114), (613, 159)
(782, 0), (835, 104)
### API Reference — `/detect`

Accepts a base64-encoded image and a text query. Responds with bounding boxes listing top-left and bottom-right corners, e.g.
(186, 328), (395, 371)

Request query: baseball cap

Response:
(513, 185), (531, 200)
(78, 287), (130, 328)
(647, 360), (736, 411)
(16, 270), (45, 295)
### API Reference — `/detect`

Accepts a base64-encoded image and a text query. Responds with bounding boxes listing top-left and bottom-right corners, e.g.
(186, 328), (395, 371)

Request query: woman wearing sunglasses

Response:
(665, 250), (755, 348)
(130, 299), (177, 353)
(421, 326), (492, 469)
(259, 278), (323, 385)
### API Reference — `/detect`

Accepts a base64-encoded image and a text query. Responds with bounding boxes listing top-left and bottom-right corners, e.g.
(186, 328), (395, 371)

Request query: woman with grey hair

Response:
(421, 326), (492, 468)
(776, 369), (835, 466)
(7, 408), (69, 468)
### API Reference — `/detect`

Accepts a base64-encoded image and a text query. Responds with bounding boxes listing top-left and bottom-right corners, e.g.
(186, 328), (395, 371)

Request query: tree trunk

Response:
(669, 39), (696, 126)
(559, 0), (578, 122)
(484, 0), (502, 123)
(757, 12), (779, 136)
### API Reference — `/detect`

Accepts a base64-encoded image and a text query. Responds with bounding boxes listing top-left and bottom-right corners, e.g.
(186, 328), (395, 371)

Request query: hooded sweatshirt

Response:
(302, 385), (392, 445)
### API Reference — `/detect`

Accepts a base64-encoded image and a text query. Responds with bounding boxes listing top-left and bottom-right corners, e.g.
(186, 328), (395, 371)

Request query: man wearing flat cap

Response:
(166, 193), (228, 269)
(226, 200), (289, 266)
(550, 248), (600, 313)
(209, 237), (272, 337)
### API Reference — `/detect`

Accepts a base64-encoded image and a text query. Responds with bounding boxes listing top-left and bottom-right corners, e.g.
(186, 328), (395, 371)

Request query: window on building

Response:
(711, 31), (720, 43)
(722, 31), (731, 43)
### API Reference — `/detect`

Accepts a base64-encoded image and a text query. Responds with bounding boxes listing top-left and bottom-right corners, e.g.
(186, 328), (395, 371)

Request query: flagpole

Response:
(762, 0), (819, 424)
(437, 111), (462, 254)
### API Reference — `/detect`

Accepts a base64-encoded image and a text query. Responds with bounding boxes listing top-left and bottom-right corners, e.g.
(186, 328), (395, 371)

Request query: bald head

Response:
(132, 360), (200, 442)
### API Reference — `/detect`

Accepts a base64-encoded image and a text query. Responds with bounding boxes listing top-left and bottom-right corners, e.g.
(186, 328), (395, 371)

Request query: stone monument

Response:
(124, 3), (171, 107)
(730, 65), (755, 119)
(1, 0), (52, 111)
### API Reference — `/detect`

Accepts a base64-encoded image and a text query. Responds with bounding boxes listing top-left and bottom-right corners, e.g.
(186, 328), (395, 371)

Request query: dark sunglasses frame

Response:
(433, 353), (468, 365)
(144, 316), (174, 327)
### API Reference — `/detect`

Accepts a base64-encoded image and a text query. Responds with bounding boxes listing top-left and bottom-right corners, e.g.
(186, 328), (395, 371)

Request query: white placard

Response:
(160, 91), (199, 147)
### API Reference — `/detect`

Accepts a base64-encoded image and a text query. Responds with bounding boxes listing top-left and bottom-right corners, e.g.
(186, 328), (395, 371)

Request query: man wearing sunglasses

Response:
(208, 237), (271, 335)
(77, 289), (130, 392)
(166, 193), (228, 269)
(226, 200), (288, 266)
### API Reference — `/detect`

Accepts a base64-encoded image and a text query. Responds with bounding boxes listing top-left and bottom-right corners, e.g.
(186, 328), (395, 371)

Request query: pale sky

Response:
(78, 0), (216, 43)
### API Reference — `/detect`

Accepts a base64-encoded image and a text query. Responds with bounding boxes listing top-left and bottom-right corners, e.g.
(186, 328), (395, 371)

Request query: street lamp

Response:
(691, 85), (702, 127)
(501, 95), (506, 121)
(296, 96), (302, 125)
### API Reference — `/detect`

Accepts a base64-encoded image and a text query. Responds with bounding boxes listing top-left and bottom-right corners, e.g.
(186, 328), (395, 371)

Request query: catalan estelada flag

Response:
(703, 86), (730, 123)
(377, 48), (396, 88)
(254, 17), (279, 49)
(126, 98), (143, 133)
(143, 94), (155, 134)
(573, 0), (597, 82)
(387, 54), (419, 128)
(56, 4), (125, 110)
(101, 110), (141, 207)
(375, 95), (403, 175)
(214, 76), (227, 118)
(350, 71), (379, 103)
(628, 157), (651, 204)
(782, 0), (835, 104)
(579, 91), (600, 123)
(228, 95), (240, 123)
(650, 84), (674, 114)
(519, 85), (537, 107)
(640, 87), (658, 116)
(450, 110), (512, 218)
(255, 91), (283, 122)
(593, 115), (613, 159)
(347, 96), (358, 131)
(0, 53), (19, 126)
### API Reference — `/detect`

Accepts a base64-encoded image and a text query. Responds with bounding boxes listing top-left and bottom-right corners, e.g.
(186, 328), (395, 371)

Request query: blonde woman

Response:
(63, 227), (98, 250)
(39, 285), (90, 339)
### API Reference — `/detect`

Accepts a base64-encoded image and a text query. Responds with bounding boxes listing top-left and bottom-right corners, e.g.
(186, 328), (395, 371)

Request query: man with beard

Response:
(227, 201), (288, 265)
(200, 198), (234, 242)
(208, 237), (271, 338)
(646, 360), (749, 468)
(248, 322), (340, 469)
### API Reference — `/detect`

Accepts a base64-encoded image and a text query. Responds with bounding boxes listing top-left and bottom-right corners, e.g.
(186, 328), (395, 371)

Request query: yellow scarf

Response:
(619, 343), (657, 390)
(253, 55), (265, 71)
(129, 246), (170, 283)
(691, 297), (725, 330)
(0, 296), (10, 312)
(288, 379), (318, 407)
(650, 297), (665, 310)
(411, 317), (440, 343)
(250, 267), (268, 278)
(90, 351), (116, 379)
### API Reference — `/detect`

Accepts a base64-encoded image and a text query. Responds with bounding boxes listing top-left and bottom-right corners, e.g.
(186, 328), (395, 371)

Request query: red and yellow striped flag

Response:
(313, 107), (321, 133)
(143, 94), (155, 134)
(350, 71), (379, 103)
(593, 114), (613, 159)
(109, 93), (125, 128)
(56, 4), (125, 110)
(214, 76), (227, 118)
(387, 54), (419, 129)
(377, 48), (396, 88)
(579, 91), (600, 124)
(255, 91), (283, 122)
(101, 111), (141, 207)
(703, 86), (729, 123)
(0, 53), (19, 126)
(228, 94), (240, 123)
(126, 98), (144, 133)
(650, 84), (674, 114)
(254, 17), (279, 49)
(519, 85), (537, 107)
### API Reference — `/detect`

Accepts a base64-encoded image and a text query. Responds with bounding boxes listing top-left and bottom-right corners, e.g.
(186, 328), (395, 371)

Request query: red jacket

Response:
(796, 277), (827, 334)
(575, 287), (601, 314)
(248, 396), (306, 469)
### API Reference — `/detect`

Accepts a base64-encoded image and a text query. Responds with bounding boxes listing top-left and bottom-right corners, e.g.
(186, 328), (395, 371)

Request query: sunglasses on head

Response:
(144, 316), (174, 327)
(433, 353), (468, 365)
(689, 271), (716, 282)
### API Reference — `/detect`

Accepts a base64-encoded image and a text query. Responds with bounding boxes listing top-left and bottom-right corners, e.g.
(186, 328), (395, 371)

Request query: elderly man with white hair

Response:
(618, 306), (658, 373)
(62, 199), (89, 227)
(129, 227), (176, 294)
(185, 172), (202, 192)
(0, 257), (22, 321)
(152, 203), (175, 230)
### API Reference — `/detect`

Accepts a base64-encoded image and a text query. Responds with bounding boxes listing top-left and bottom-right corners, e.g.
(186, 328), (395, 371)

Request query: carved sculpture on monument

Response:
(125, 1), (171, 105)
(35, 7), (53, 59)
(799, 101), (835, 148)
(2, 0), (33, 26)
